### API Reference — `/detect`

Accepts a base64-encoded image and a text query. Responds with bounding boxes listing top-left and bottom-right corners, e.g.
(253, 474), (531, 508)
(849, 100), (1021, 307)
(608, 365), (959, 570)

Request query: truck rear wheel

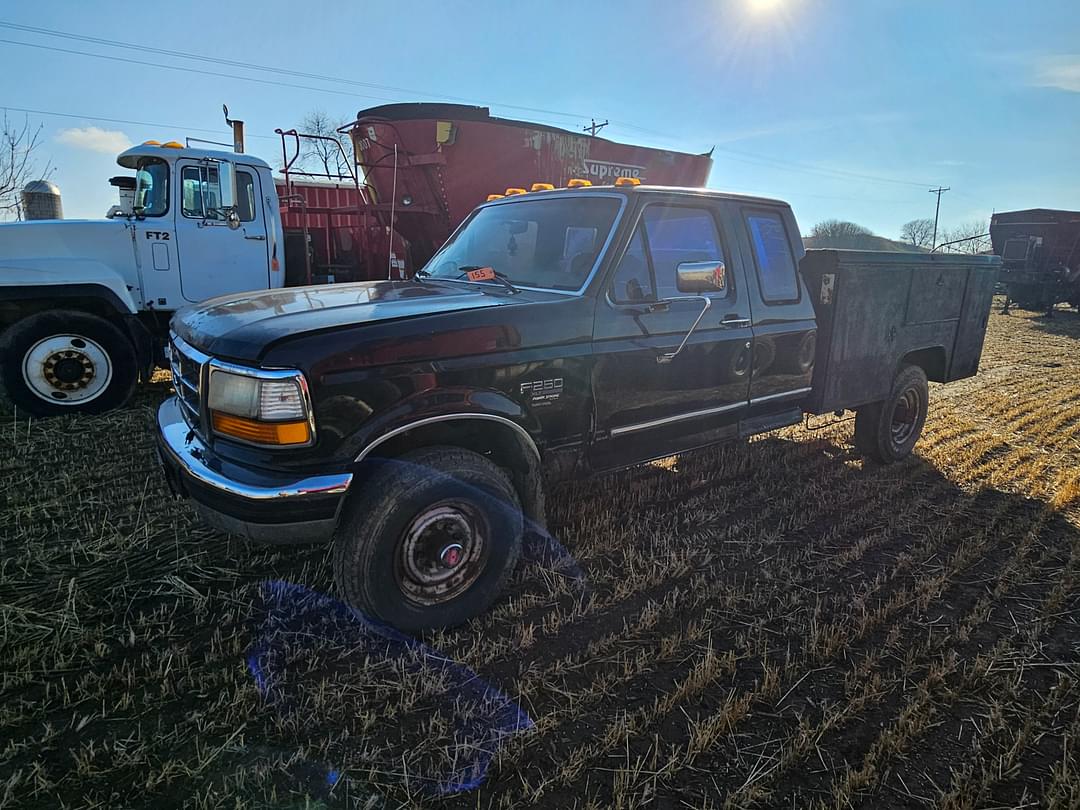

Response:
(332, 446), (523, 632)
(0, 310), (138, 416)
(854, 364), (928, 464)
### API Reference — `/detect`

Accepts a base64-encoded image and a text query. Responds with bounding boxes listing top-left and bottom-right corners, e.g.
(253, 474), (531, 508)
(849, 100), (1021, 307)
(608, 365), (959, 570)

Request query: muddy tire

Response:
(854, 364), (929, 464)
(332, 446), (523, 632)
(0, 310), (137, 416)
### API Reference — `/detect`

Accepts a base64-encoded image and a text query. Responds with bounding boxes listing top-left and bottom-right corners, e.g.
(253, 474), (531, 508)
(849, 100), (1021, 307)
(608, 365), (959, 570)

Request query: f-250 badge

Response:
(520, 377), (563, 404)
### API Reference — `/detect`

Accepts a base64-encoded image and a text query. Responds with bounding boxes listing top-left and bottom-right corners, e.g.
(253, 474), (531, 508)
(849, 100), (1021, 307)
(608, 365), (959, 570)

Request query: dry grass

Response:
(2, 300), (1079, 809)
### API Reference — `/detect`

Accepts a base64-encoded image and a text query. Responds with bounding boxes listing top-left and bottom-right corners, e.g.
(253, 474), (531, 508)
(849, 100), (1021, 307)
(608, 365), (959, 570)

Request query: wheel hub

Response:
(890, 388), (920, 445)
(22, 334), (113, 405)
(397, 502), (488, 606)
(43, 350), (95, 389)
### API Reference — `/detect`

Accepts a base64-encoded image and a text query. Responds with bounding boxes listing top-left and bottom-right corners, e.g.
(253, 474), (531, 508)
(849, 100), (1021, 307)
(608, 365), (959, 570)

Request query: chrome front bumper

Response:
(156, 396), (352, 543)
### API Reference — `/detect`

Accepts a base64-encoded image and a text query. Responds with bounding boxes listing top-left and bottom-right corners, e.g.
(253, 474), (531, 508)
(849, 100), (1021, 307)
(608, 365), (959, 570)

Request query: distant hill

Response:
(802, 234), (930, 253)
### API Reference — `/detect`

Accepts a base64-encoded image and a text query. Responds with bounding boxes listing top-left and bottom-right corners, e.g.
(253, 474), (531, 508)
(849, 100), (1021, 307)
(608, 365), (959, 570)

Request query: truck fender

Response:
(0, 281), (154, 377)
(0, 263), (140, 314)
(347, 397), (545, 529)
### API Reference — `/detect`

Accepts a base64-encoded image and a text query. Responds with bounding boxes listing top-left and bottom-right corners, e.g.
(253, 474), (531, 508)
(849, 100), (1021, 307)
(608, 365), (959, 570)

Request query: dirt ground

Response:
(2, 302), (1078, 809)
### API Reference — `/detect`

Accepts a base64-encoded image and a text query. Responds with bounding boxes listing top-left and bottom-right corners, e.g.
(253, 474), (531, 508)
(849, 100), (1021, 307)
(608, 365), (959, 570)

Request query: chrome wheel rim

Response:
(396, 500), (489, 606)
(22, 334), (112, 405)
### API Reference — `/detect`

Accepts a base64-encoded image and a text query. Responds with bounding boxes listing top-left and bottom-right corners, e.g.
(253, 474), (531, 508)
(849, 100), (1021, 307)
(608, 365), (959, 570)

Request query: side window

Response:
(643, 206), (725, 299)
(180, 165), (224, 220)
(611, 227), (653, 302)
(746, 210), (799, 303)
(236, 170), (256, 222)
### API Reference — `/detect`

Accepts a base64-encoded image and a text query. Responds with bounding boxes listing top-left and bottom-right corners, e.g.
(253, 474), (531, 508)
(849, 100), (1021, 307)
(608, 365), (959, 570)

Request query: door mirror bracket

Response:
(656, 295), (712, 364)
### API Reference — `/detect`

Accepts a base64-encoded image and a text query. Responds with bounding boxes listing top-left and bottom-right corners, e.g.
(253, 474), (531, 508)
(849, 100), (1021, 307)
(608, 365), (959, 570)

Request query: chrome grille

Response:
(168, 334), (207, 431)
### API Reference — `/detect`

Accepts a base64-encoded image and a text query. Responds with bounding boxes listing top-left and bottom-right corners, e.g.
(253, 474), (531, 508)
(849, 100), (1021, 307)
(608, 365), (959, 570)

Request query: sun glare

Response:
(747, 0), (785, 13)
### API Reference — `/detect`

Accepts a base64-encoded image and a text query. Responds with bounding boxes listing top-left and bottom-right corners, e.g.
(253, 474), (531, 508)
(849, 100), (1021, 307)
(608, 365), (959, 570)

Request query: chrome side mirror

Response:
(676, 260), (726, 294)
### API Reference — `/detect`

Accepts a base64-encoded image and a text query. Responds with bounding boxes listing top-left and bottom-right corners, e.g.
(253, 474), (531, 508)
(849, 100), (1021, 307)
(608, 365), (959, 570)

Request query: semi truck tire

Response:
(854, 364), (929, 464)
(332, 446), (523, 632)
(0, 310), (138, 416)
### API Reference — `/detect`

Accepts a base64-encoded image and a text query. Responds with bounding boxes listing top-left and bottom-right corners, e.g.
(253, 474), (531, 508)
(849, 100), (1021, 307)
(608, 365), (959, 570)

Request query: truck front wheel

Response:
(854, 364), (929, 464)
(0, 310), (138, 416)
(332, 446), (523, 632)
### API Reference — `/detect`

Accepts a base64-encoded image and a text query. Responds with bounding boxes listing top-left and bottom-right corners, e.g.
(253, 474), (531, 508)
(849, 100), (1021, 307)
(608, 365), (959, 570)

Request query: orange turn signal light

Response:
(614, 176), (641, 186)
(505, 187), (527, 196)
(212, 412), (311, 445)
(567, 178), (592, 187)
(530, 182), (555, 192)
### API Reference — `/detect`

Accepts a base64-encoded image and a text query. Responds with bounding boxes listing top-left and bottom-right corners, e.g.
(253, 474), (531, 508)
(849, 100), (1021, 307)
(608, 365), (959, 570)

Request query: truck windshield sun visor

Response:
(424, 196), (623, 292)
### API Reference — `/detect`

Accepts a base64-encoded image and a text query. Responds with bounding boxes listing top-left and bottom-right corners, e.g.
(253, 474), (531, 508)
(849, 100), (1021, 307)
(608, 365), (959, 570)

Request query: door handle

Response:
(244, 234), (267, 241)
(720, 317), (750, 328)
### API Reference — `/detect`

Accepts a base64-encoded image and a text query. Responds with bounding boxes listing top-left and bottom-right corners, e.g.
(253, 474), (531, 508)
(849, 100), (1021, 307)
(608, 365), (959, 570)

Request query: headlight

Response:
(207, 367), (313, 447)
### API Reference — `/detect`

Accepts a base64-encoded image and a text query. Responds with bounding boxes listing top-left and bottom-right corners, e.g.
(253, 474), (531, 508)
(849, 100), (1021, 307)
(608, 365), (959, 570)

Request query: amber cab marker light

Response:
(531, 182), (555, 192)
(486, 194), (504, 201)
(212, 412), (311, 445)
(567, 178), (592, 187)
(615, 176), (641, 186)
(504, 187), (527, 195)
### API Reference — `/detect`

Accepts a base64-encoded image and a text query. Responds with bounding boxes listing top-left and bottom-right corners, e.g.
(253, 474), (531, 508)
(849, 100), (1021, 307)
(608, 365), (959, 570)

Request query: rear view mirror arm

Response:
(656, 296), (712, 364)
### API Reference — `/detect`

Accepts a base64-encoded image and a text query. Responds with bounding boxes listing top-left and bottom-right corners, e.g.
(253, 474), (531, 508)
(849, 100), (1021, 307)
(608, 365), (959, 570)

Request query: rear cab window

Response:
(744, 209), (800, 304)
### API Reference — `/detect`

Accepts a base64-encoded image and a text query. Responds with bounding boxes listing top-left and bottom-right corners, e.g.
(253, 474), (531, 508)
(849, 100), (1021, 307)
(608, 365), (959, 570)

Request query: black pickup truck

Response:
(157, 184), (999, 631)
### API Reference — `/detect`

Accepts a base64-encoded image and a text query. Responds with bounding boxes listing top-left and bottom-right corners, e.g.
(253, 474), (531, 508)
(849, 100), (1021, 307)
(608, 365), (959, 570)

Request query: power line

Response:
(0, 21), (593, 124)
(0, 22), (943, 192)
(1, 104), (277, 140)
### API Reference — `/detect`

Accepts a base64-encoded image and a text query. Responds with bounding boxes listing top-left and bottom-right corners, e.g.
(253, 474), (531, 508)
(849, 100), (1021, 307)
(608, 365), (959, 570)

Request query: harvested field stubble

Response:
(2, 302), (1079, 809)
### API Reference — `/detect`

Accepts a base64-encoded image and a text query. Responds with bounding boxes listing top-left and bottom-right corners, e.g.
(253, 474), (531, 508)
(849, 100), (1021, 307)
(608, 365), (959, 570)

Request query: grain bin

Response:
(20, 179), (63, 220)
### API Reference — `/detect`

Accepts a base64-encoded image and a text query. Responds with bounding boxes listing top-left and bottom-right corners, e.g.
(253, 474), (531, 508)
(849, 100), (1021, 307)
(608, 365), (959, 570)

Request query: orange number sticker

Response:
(467, 267), (496, 281)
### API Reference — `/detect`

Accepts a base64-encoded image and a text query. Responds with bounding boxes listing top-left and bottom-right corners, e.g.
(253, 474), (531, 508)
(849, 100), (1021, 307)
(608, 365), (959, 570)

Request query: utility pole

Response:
(583, 119), (608, 137)
(929, 186), (950, 249)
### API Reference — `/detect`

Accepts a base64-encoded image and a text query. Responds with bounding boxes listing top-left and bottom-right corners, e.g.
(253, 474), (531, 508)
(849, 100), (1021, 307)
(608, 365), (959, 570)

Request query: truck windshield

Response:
(425, 196), (621, 291)
(134, 157), (169, 217)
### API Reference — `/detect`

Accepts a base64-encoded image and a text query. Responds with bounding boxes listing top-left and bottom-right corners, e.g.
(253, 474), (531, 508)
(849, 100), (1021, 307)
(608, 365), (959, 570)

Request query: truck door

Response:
(175, 160), (270, 302)
(735, 206), (817, 405)
(590, 200), (754, 470)
(129, 155), (185, 310)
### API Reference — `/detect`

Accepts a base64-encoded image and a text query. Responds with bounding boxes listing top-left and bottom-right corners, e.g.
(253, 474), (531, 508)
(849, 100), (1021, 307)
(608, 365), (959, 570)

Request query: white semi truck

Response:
(0, 141), (287, 415)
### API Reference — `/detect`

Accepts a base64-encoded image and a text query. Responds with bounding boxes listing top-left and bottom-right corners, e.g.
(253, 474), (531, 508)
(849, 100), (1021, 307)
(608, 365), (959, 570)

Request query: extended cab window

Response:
(611, 205), (726, 302)
(746, 210), (799, 303)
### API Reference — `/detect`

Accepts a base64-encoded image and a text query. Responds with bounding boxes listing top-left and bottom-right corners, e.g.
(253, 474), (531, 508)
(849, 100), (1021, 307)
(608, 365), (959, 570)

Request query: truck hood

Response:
(173, 279), (525, 361)
(0, 219), (140, 312)
(0, 218), (132, 261)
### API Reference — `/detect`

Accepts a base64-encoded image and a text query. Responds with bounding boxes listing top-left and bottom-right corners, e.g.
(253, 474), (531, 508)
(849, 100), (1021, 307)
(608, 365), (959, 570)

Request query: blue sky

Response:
(2, 0), (1077, 238)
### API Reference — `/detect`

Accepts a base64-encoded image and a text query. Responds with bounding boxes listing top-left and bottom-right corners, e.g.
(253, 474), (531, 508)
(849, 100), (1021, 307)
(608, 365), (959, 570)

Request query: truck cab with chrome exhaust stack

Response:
(0, 139), (284, 415)
(155, 182), (1000, 632)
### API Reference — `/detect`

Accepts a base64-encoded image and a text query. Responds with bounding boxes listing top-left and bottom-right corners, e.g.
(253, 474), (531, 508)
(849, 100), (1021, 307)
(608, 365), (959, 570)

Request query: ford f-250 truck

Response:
(156, 183), (999, 631)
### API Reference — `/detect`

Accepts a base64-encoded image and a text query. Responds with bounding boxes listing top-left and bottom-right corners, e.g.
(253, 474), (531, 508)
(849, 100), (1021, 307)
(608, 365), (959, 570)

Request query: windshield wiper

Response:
(453, 266), (520, 294)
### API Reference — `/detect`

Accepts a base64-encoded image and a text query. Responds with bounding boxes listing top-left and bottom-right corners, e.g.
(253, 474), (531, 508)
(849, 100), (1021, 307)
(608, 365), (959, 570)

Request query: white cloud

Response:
(55, 126), (132, 154)
(1033, 55), (1080, 93)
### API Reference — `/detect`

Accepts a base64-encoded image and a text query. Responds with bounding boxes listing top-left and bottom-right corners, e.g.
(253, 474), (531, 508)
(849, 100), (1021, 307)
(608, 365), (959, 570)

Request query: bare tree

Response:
(939, 220), (991, 254)
(296, 110), (354, 179)
(809, 219), (874, 240)
(900, 218), (935, 250)
(806, 219), (882, 249)
(1, 113), (52, 221)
